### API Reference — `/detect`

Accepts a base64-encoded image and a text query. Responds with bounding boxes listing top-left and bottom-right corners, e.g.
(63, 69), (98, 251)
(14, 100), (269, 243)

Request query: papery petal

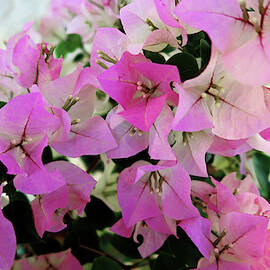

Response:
(146, 214), (176, 236)
(118, 162), (161, 227)
(179, 217), (212, 259)
(51, 116), (117, 157)
(110, 218), (134, 238)
(106, 107), (149, 159)
(12, 35), (40, 88)
(161, 163), (199, 219)
(221, 173), (259, 195)
(45, 161), (96, 214)
(14, 166), (65, 194)
(31, 186), (69, 237)
(208, 136), (250, 156)
(90, 27), (127, 75)
(39, 65), (83, 108)
(212, 83), (270, 140)
(97, 52), (148, 108)
(134, 223), (168, 258)
(149, 104), (176, 161)
(173, 132), (213, 177)
(174, 0), (254, 52)
(120, 94), (167, 132)
(223, 36), (270, 86)
(220, 212), (268, 260)
(143, 29), (179, 51)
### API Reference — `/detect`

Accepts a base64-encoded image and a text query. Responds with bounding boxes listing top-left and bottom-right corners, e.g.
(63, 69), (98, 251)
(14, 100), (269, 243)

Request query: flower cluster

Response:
(1, 0), (270, 269)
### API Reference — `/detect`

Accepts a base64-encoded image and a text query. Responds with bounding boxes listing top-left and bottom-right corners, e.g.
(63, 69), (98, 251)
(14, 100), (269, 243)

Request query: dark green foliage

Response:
(55, 34), (83, 58)
(64, 217), (100, 264)
(113, 148), (157, 173)
(0, 101), (7, 109)
(92, 256), (122, 270)
(183, 32), (207, 57)
(80, 155), (103, 173)
(42, 146), (53, 164)
(30, 235), (62, 256)
(74, 53), (84, 62)
(143, 50), (166, 64)
(84, 196), (116, 229)
(253, 152), (270, 200)
(166, 52), (200, 82)
(200, 39), (211, 71)
(109, 234), (141, 259)
(168, 228), (202, 268)
(3, 194), (41, 244)
(152, 252), (180, 270)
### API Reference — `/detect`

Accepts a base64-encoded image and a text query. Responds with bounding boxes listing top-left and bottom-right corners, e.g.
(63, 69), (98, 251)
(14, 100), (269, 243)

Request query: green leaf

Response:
(92, 257), (122, 270)
(110, 233), (141, 259)
(64, 218), (99, 264)
(74, 53), (84, 62)
(183, 31), (205, 57)
(253, 152), (270, 199)
(0, 101), (7, 109)
(83, 263), (93, 270)
(152, 252), (179, 270)
(42, 146), (53, 164)
(200, 39), (211, 71)
(161, 44), (175, 54)
(143, 50), (165, 64)
(166, 52), (199, 82)
(84, 196), (116, 229)
(55, 34), (83, 58)
(168, 228), (202, 268)
(3, 199), (41, 243)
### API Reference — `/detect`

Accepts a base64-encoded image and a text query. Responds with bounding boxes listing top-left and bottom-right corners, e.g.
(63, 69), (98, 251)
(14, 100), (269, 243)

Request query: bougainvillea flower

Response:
(0, 93), (66, 194)
(0, 186), (16, 270)
(38, 65), (117, 157)
(218, 212), (268, 263)
(67, 0), (119, 42)
(98, 51), (179, 132)
(6, 32), (40, 88)
(236, 192), (270, 217)
(31, 185), (69, 237)
(118, 161), (197, 227)
(117, 161), (213, 258)
(120, 0), (180, 53)
(208, 136), (251, 157)
(31, 161), (96, 236)
(134, 216), (175, 257)
(3, 26), (62, 89)
(0, 49), (27, 101)
(111, 216), (174, 258)
(173, 131), (213, 177)
(172, 49), (270, 139)
(221, 173), (259, 196)
(195, 258), (250, 270)
(178, 216), (212, 260)
(13, 249), (82, 270)
(195, 212), (268, 270)
(90, 27), (128, 75)
(106, 104), (176, 161)
(174, 0), (270, 85)
(250, 231), (270, 270)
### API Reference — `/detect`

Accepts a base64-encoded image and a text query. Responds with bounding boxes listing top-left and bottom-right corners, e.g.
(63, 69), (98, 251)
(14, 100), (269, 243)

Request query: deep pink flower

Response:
(98, 51), (179, 132)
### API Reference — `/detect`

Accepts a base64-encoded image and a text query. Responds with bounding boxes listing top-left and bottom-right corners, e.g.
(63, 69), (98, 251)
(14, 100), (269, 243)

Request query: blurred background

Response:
(0, 0), (50, 41)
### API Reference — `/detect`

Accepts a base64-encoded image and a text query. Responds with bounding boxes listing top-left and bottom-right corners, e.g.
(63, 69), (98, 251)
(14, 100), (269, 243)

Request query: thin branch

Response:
(80, 245), (130, 270)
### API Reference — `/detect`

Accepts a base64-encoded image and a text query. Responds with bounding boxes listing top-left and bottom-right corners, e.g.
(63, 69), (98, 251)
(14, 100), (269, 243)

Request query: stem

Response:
(86, 156), (101, 173)
(80, 245), (129, 269)
(88, 0), (104, 10)
(80, 245), (150, 269)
